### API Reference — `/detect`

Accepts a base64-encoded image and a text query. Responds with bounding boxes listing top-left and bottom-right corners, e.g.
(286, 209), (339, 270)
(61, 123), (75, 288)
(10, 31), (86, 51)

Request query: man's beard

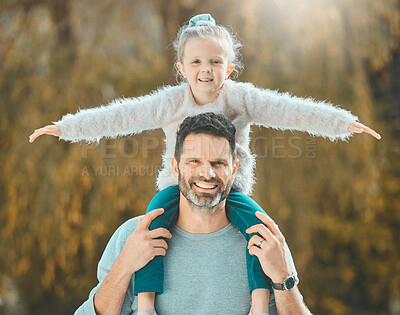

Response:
(178, 171), (232, 216)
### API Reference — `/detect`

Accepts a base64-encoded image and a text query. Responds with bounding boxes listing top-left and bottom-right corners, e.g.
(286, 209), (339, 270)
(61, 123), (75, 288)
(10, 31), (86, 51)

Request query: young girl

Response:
(30, 13), (380, 315)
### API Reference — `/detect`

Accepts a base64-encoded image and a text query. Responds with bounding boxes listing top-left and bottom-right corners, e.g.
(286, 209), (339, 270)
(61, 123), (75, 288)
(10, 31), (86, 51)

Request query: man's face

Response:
(173, 133), (238, 212)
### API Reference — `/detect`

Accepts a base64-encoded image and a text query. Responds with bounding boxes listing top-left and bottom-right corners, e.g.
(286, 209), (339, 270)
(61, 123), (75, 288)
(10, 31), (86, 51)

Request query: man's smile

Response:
(193, 182), (219, 191)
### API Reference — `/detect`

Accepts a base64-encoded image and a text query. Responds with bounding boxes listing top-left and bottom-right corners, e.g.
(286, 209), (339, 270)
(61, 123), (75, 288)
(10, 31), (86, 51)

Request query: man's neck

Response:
(176, 193), (230, 234)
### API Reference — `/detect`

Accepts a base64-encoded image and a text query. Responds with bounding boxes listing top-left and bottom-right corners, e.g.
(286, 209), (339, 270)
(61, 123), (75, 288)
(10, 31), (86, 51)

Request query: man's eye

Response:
(190, 160), (199, 163)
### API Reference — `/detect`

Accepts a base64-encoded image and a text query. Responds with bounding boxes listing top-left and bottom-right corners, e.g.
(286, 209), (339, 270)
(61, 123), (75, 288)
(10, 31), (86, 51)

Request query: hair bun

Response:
(189, 14), (216, 27)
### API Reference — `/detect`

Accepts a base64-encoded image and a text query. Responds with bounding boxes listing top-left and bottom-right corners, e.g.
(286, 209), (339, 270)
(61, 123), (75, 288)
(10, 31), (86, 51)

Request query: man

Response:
(75, 113), (311, 315)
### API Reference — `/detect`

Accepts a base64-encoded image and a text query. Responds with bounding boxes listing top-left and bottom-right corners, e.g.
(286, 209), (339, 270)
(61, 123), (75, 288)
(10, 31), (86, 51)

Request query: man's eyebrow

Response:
(211, 158), (229, 163)
(182, 156), (200, 160)
(181, 157), (230, 163)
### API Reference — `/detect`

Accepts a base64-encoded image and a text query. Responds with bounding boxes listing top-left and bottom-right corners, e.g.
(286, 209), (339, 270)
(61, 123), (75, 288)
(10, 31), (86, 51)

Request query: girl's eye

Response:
(192, 60), (200, 64)
(212, 60), (221, 64)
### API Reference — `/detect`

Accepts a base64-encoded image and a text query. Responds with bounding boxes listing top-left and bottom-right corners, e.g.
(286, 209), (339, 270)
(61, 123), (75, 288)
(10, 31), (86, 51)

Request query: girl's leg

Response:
(225, 189), (272, 314)
(251, 289), (270, 315)
(134, 185), (180, 295)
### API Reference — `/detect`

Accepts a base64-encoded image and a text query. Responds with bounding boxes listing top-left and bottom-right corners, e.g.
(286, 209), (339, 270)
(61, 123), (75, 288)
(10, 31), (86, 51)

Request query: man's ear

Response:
(226, 64), (235, 78)
(232, 159), (239, 179)
(177, 62), (186, 78)
(171, 157), (179, 180)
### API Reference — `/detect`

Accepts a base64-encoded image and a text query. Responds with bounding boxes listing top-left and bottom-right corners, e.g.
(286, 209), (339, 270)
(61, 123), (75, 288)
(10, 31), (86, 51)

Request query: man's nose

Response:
(198, 163), (215, 178)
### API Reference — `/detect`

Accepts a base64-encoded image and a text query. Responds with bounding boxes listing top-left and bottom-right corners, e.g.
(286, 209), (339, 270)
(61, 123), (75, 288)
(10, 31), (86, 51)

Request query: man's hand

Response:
(246, 212), (313, 314)
(246, 211), (291, 284)
(119, 208), (172, 274)
(94, 209), (171, 315)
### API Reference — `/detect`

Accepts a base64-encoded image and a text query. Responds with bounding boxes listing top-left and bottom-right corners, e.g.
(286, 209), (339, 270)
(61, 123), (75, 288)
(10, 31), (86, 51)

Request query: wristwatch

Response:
(272, 273), (299, 291)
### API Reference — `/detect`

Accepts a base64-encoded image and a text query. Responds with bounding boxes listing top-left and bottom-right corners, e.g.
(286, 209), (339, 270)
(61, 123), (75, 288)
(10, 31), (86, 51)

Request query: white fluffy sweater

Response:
(55, 80), (357, 195)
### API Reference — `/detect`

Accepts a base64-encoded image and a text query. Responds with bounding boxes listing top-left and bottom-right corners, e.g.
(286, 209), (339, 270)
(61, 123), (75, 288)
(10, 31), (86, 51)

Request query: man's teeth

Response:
(195, 183), (217, 189)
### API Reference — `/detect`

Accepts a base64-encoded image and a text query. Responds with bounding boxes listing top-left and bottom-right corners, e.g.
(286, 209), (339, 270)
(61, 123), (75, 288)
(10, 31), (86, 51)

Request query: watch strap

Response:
(272, 273), (299, 291)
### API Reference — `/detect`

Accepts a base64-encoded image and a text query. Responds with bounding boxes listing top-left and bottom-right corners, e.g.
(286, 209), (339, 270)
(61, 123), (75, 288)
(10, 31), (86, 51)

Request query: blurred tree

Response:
(236, 1), (399, 313)
(368, 34), (400, 314)
(0, 1), (167, 314)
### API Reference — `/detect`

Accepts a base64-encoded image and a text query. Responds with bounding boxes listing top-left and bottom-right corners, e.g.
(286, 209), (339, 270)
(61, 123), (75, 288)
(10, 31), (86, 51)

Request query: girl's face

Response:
(177, 37), (234, 105)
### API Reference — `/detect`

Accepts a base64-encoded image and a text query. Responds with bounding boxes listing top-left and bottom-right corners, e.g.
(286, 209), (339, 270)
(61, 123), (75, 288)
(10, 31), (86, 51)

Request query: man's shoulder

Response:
(107, 215), (144, 247)
(121, 215), (143, 228)
(117, 215), (144, 233)
(97, 215), (145, 268)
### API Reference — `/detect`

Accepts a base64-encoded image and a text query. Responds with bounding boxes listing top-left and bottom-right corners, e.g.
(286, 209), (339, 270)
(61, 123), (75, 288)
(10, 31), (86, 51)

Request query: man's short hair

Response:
(174, 112), (237, 162)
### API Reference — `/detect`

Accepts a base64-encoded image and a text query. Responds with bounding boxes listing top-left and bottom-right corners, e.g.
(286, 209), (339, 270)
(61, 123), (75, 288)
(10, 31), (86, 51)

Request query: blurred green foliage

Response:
(0, 0), (399, 314)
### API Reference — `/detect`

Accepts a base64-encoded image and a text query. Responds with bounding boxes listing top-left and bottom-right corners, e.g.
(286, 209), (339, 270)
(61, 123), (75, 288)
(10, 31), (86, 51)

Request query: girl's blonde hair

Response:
(173, 17), (243, 80)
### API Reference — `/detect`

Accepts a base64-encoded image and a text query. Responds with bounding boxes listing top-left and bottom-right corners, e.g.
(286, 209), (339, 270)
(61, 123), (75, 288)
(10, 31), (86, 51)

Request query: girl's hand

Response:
(29, 125), (61, 142)
(348, 122), (381, 139)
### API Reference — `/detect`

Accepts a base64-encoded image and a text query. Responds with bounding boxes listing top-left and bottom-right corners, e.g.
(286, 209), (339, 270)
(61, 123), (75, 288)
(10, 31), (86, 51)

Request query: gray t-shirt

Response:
(75, 216), (297, 315)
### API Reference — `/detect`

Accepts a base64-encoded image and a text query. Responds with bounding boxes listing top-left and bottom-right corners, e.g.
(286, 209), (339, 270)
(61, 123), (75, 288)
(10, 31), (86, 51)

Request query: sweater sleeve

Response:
(238, 81), (358, 141)
(55, 85), (183, 143)
(74, 217), (141, 315)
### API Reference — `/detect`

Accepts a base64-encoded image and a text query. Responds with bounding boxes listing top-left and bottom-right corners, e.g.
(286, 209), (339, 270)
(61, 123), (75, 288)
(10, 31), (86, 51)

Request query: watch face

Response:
(284, 276), (296, 290)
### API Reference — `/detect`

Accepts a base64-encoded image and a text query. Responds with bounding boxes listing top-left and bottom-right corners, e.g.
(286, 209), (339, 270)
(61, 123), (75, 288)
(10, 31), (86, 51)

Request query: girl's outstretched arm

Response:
(29, 84), (183, 143)
(237, 81), (380, 141)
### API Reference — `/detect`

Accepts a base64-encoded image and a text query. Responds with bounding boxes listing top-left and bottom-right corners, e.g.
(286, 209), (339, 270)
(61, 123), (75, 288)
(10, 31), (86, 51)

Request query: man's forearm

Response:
(93, 253), (135, 315)
(274, 287), (312, 315)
